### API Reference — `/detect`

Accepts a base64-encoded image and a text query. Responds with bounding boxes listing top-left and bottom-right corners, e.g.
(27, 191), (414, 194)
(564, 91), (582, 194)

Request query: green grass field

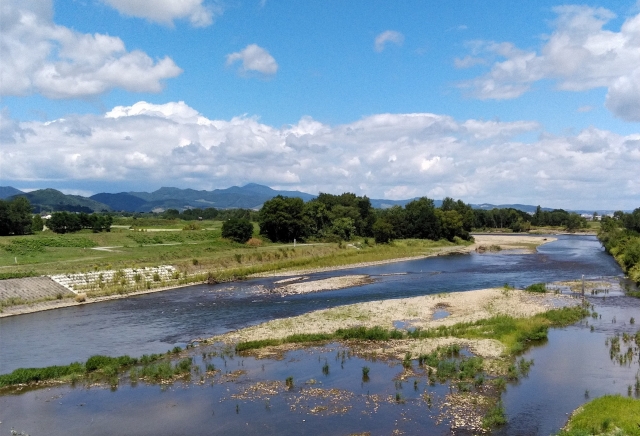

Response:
(0, 222), (462, 293)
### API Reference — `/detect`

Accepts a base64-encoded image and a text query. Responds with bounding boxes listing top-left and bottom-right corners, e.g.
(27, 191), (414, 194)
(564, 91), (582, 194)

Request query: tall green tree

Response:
(436, 209), (464, 241)
(47, 212), (82, 234)
(0, 197), (34, 236)
(221, 218), (254, 243)
(31, 215), (44, 233)
(372, 219), (394, 243)
(259, 196), (307, 242)
(0, 200), (11, 236)
(404, 197), (441, 240)
(8, 197), (33, 235)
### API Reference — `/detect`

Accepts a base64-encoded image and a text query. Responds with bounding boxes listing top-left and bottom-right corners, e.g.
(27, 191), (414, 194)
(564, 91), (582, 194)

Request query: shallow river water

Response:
(0, 235), (622, 372)
(1, 235), (639, 435)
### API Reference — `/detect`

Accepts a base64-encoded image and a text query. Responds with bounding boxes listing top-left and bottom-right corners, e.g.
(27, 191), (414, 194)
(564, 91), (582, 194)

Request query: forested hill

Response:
(7, 189), (110, 213)
(92, 184), (316, 212)
(0, 186), (24, 200)
(0, 183), (615, 215)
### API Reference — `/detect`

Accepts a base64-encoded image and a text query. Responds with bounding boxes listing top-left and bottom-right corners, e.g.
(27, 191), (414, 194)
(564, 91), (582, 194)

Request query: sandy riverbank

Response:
(269, 275), (374, 296)
(0, 234), (556, 317)
(210, 287), (578, 360)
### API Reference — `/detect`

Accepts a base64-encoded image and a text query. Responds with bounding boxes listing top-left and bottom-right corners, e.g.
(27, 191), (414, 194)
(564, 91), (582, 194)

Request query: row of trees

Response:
(257, 194), (595, 244)
(47, 212), (112, 234)
(258, 194), (378, 243)
(0, 196), (113, 236)
(162, 207), (258, 221)
(599, 208), (640, 284)
(258, 194), (475, 244)
(375, 197), (474, 243)
(474, 206), (588, 232)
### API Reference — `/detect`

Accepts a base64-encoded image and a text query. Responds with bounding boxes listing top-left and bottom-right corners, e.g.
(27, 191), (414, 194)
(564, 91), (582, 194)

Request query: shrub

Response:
(221, 218), (254, 243)
(525, 283), (547, 293)
(482, 401), (507, 428)
(85, 355), (137, 372)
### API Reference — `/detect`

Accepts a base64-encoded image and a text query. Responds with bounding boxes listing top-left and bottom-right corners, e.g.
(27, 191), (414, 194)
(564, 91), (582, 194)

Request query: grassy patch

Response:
(0, 228), (459, 289)
(409, 306), (588, 354)
(525, 283), (547, 293)
(559, 395), (640, 436)
(235, 306), (588, 356)
(0, 363), (85, 386)
(0, 352), (166, 388)
(129, 358), (193, 382)
(235, 327), (402, 352)
(482, 401), (507, 428)
(0, 271), (39, 280)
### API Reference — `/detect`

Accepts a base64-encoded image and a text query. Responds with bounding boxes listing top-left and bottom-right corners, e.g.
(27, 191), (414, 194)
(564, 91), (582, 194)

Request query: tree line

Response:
(258, 194), (476, 244)
(257, 194), (592, 244)
(599, 208), (640, 285)
(162, 207), (259, 222)
(47, 212), (112, 234)
(0, 197), (112, 235)
(474, 206), (588, 232)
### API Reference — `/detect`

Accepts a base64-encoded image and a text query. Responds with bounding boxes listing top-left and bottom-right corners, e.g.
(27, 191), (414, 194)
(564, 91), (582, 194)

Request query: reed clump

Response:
(0, 352), (166, 388)
(235, 326), (403, 352)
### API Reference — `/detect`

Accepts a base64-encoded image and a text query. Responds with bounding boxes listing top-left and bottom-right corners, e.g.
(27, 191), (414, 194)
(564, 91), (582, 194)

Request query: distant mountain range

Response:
(0, 183), (621, 215)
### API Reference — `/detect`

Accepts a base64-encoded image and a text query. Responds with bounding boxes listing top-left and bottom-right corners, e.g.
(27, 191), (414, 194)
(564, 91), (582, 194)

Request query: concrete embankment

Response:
(0, 277), (73, 303)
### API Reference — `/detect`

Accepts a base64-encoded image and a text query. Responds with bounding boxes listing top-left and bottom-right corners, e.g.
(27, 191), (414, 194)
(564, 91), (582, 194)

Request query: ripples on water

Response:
(0, 235), (622, 372)
(1, 235), (638, 435)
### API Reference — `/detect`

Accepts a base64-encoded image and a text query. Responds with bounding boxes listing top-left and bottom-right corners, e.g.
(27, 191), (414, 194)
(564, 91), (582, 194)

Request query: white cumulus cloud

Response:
(374, 30), (405, 52)
(226, 44), (278, 76)
(3, 101), (639, 208)
(102, 0), (218, 27)
(0, 0), (182, 99)
(460, 6), (640, 121)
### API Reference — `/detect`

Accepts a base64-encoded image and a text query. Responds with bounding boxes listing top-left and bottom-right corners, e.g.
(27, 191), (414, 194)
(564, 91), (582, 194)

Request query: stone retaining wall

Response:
(49, 265), (177, 292)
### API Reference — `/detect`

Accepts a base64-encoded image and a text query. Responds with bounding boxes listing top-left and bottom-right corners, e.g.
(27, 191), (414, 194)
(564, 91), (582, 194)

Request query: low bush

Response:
(85, 355), (137, 372)
(525, 283), (547, 293)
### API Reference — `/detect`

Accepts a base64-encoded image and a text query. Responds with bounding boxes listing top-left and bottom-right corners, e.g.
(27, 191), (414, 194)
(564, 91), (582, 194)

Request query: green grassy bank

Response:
(559, 395), (640, 435)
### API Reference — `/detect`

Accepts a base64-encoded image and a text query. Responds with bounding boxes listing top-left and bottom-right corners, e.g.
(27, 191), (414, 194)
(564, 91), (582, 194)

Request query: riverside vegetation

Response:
(0, 294), (589, 431)
(559, 395), (640, 435)
(1, 194), (479, 311)
(598, 208), (640, 286)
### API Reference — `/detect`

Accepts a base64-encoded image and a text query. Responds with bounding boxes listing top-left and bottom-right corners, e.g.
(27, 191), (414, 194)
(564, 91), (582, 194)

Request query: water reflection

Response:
(0, 235), (623, 373)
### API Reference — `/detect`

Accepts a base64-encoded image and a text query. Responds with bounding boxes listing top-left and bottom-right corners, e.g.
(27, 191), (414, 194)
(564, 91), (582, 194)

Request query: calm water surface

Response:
(0, 235), (622, 373)
(1, 234), (638, 435)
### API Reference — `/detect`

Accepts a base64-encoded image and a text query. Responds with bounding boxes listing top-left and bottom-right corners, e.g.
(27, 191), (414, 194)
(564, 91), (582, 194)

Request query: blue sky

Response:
(2, 0), (640, 209)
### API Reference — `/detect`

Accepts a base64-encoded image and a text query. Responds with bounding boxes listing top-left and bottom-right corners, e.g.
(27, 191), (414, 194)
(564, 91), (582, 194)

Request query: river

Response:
(1, 235), (637, 435)
(0, 235), (622, 373)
